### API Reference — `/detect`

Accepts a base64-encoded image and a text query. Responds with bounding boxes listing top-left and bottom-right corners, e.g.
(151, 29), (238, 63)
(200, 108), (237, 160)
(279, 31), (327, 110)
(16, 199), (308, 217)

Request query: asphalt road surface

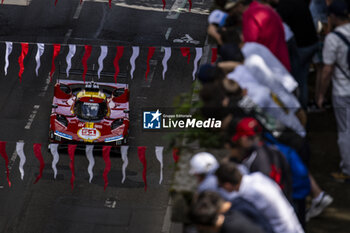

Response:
(0, 0), (210, 232)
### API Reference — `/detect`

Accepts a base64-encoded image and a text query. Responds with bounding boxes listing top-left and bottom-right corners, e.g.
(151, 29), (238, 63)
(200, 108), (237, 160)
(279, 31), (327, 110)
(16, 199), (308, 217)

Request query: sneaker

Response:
(306, 192), (333, 221)
(307, 101), (324, 113)
(331, 172), (350, 183)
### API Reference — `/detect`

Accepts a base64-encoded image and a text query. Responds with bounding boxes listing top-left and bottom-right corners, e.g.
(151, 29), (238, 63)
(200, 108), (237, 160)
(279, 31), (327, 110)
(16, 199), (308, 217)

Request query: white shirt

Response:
(323, 23), (350, 96)
(242, 42), (298, 93)
(238, 173), (304, 233)
(227, 66), (306, 137)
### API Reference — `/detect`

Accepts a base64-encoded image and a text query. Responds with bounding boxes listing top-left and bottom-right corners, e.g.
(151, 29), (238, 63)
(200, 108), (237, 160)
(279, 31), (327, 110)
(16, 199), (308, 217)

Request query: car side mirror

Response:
(52, 104), (58, 109)
(123, 109), (130, 114)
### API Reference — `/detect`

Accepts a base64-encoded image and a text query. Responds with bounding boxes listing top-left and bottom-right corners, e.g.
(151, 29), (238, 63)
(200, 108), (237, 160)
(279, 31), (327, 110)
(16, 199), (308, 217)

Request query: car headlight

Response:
(56, 115), (68, 127)
(111, 119), (123, 130)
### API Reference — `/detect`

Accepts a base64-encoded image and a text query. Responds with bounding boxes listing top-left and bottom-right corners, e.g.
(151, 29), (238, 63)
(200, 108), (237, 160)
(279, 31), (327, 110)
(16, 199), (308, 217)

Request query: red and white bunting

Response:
(155, 146), (164, 184)
(129, 46), (139, 80)
(35, 43), (45, 77)
(138, 146), (147, 191)
(33, 143), (44, 184)
(193, 47), (203, 80)
(16, 141), (26, 180)
(4, 42), (12, 76)
(145, 47), (155, 81)
(180, 47), (191, 64)
(66, 44), (76, 77)
(172, 148), (180, 163)
(18, 43), (29, 82)
(121, 145), (129, 183)
(102, 146), (112, 190)
(85, 145), (95, 183)
(113, 46), (124, 83)
(0, 141), (11, 187)
(211, 47), (218, 64)
(49, 143), (59, 179)
(50, 44), (61, 81)
(162, 0), (166, 10)
(188, 0), (192, 12)
(68, 144), (77, 189)
(162, 47), (171, 80)
(82, 45), (92, 83)
(97, 46), (108, 79)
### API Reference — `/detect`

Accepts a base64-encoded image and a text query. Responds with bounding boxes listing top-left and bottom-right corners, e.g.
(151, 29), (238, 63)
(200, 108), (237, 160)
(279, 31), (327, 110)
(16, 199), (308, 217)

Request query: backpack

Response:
(332, 31), (350, 80)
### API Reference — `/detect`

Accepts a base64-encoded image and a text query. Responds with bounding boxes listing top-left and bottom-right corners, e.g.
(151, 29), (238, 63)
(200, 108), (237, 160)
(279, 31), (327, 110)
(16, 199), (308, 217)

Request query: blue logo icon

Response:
(143, 110), (162, 129)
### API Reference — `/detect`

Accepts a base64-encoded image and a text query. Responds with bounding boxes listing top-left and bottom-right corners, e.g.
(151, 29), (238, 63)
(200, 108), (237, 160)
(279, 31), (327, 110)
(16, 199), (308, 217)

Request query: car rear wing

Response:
(57, 79), (128, 89)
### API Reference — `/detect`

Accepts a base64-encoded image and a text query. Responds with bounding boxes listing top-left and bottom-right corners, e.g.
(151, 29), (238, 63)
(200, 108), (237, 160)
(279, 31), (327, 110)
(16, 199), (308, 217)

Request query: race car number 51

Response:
(77, 128), (101, 140)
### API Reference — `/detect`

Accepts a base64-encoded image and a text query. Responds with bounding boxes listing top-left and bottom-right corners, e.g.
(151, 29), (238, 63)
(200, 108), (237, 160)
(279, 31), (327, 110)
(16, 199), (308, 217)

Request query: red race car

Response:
(49, 80), (129, 146)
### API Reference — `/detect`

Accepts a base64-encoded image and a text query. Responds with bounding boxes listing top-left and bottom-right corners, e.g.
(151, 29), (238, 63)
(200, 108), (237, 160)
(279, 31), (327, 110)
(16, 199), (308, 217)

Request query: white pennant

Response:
(66, 44), (76, 77)
(121, 145), (129, 183)
(193, 47), (203, 80)
(162, 47), (171, 80)
(16, 141), (26, 180)
(97, 46), (108, 79)
(85, 145), (95, 183)
(49, 143), (59, 179)
(129, 46), (139, 79)
(155, 146), (164, 184)
(35, 43), (45, 77)
(4, 42), (13, 76)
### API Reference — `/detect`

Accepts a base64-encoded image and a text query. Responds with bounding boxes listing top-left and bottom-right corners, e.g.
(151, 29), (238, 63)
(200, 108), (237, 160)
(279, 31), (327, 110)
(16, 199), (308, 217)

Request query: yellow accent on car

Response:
(77, 90), (106, 100)
(85, 122), (94, 128)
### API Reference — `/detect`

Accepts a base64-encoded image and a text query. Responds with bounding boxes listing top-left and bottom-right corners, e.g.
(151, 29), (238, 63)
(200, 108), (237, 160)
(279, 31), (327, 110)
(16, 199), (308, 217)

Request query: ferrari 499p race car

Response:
(49, 80), (129, 146)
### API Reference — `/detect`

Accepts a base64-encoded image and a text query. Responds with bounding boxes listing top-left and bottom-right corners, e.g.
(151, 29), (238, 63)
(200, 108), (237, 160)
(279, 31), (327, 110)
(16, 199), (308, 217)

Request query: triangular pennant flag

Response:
(4, 42), (13, 76)
(145, 47), (156, 81)
(193, 47), (203, 80)
(138, 146), (147, 191)
(0, 141), (11, 187)
(16, 141), (26, 180)
(82, 45), (92, 83)
(80, 0), (83, 4)
(35, 43), (45, 77)
(49, 144), (59, 179)
(55, 0), (58, 6)
(97, 46), (108, 79)
(66, 44), (76, 77)
(172, 148), (179, 163)
(211, 47), (218, 64)
(85, 145), (95, 183)
(1, 0), (3, 4)
(109, 0), (112, 8)
(113, 46), (124, 83)
(188, 0), (192, 12)
(102, 146), (112, 190)
(162, 47), (171, 80)
(162, 0), (166, 10)
(50, 44), (61, 81)
(180, 47), (191, 64)
(155, 146), (164, 184)
(33, 143), (45, 184)
(18, 43), (29, 82)
(121, 145), (129, 183)
(130, 46), (139, 80)
(68, 144), (77, 190)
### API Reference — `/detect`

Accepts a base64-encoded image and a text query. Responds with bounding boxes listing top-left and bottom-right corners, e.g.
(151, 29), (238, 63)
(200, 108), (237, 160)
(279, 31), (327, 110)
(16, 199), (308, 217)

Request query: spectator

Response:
(216, 162), (304, 233)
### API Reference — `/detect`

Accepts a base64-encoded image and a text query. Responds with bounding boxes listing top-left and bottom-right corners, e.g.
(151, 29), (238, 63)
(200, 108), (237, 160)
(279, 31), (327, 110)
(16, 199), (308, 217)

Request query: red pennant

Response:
(1, 0), (3, 4)
(50, 44), (61, 81)
(211, 47), (218, 64)
(54, 0), (58, 6)
(188, 0), (192, 12)
(68, 145), (77, 190)
(102, 146), (112, 190)
(162, 0), (166, 10)
(0, 142), (11, 187)
(80, 0), (83, 4)
(137, 146), (147, 191)
(18, 43), (29, 82)
(33, 143), (45, 184)
(180, 47), (191, 64)
(109, 0), (112, 8)
(145, 47), (156, 81)
(113, 46), (124, 83)
(82, 45), (92, 83)
(172, 148), (179, 163)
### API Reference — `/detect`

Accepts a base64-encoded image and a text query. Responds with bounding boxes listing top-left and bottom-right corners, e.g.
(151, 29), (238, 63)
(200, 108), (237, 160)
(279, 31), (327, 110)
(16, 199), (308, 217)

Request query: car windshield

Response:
(75, 101), (107, 121)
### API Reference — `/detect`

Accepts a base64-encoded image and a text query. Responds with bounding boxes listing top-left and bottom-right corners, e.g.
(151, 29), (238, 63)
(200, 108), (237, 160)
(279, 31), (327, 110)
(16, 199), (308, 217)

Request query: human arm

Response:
(208, 24), (223, 45)
(317, 64), (334, 108)
(217, 61), (242, 73)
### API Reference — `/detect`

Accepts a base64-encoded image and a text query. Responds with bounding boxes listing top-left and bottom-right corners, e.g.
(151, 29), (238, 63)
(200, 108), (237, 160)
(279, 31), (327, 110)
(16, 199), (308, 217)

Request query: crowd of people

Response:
(183, 0), (350, 232)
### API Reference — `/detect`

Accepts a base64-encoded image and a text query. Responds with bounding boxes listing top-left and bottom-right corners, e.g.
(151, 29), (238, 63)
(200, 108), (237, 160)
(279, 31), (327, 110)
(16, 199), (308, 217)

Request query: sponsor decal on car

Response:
(77, 128), (101, 141)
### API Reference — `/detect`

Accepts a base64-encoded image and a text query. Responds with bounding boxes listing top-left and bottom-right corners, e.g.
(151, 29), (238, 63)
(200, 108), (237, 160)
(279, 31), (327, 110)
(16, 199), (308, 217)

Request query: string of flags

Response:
(1, 0), (193, 12)
(0, 141), (180, 191)
(3, 42), (219, 82)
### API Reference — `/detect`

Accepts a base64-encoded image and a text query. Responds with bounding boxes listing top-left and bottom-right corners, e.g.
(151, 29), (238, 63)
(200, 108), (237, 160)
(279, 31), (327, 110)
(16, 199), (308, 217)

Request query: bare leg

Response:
(309, 173), (322, 198)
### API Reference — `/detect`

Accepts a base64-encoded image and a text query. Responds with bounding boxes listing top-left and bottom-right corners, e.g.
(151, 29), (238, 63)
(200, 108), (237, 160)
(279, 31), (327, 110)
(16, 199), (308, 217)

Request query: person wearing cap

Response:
(318, 0), (350, 180)
(215, 161), (304, 233)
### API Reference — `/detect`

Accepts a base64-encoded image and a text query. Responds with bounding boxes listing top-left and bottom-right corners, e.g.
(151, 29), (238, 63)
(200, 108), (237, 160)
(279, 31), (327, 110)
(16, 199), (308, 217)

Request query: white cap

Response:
(189, 152), (219, 175)
(208, 10), (228, 27)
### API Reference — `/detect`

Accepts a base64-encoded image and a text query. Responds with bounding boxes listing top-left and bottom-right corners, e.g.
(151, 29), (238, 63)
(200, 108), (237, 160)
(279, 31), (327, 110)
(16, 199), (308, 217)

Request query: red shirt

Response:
(243, 1), (291, 71)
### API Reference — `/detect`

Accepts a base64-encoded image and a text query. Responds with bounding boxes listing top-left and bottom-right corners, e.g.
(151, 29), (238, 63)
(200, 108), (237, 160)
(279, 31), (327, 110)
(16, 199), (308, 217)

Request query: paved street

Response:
(0, 0), (210, 232)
